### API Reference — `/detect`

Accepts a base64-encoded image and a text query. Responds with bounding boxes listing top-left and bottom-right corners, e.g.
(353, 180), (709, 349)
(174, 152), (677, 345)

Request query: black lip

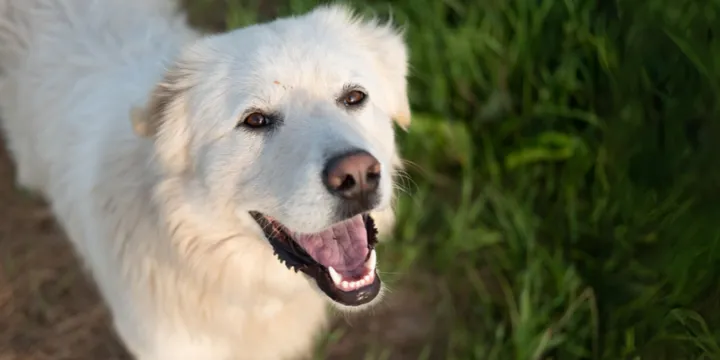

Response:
(249, 212), (381, 306)
(312, 267), (381, 307)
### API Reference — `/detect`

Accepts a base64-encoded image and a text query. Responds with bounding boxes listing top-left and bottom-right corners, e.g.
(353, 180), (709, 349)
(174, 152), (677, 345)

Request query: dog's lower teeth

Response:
(328, 255), (377, 291)
(328, 266), (342, 285)
(365, 249), (377, 271)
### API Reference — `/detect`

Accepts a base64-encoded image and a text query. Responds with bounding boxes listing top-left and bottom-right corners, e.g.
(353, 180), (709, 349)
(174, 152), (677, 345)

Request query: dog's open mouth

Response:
(249, 212), (381, 306)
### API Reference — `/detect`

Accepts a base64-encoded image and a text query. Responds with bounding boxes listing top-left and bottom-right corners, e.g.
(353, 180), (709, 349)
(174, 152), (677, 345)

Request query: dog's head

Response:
(133, 5), (410, 309)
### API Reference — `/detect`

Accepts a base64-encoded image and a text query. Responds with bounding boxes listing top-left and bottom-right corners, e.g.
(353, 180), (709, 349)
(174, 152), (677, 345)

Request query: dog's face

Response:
(135, 5), (410, 308)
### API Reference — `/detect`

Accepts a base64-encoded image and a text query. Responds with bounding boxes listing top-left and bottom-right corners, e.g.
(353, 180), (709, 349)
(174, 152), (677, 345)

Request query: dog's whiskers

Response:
(392, 169), (417, 195)
(400, 158), (427, 174)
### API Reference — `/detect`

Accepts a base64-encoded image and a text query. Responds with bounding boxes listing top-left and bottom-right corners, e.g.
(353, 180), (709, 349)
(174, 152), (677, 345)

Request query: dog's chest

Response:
(214, 290), (329, 359)
(253, 295), (286, 318)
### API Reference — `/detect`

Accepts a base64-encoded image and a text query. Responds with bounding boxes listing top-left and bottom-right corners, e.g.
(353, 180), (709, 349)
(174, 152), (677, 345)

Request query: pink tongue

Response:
(293, 215), (369, 277)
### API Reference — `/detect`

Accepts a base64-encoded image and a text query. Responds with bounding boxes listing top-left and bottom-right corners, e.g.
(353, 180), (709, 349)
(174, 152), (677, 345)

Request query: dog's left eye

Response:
(342, 90), (367, 107)
(242, 112), (269, 128)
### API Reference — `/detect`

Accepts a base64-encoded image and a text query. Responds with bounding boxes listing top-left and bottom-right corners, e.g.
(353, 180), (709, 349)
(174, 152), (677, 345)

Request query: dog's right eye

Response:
(342, 90), (366, 107)
(242, 112), (269, 128)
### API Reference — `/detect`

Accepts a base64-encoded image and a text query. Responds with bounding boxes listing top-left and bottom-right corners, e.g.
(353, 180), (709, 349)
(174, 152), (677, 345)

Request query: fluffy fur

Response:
(0, 0), (410, 359)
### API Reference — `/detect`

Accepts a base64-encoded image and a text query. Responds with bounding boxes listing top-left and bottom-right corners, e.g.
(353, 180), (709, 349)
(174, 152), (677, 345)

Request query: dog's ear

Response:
(362, 20), (412, 130)
(130, 105), (152, 137)
(131, 66), (193, 173)
(130, 75), (178, 138)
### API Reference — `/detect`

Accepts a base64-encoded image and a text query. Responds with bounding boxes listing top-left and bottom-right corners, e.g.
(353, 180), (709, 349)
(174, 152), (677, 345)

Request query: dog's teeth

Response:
(328, 266), (342, 285)
(365, 249), (377, 271)
(363, 272), (374, 284)
(331, 264), (378, 291)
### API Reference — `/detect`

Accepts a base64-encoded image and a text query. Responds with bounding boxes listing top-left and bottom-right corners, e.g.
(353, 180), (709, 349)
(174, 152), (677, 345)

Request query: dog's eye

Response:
(243, 112), (269, 128)
(342, 90), (366, 107)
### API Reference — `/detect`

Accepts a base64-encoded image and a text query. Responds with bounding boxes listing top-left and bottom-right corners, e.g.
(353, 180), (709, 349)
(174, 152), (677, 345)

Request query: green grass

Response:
(186, 0), (720, 358)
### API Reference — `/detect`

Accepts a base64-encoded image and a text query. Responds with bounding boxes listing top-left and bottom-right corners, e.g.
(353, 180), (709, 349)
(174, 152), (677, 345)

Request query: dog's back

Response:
(0, 4), (203, 354)
(0, 0), (193, 194)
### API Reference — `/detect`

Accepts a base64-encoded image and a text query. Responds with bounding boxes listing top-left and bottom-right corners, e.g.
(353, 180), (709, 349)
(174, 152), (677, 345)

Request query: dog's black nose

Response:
(323, 150), (381, 212)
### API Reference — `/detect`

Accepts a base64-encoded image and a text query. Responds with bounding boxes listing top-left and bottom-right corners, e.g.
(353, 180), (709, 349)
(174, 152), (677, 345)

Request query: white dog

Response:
(0, 0), (411, 358)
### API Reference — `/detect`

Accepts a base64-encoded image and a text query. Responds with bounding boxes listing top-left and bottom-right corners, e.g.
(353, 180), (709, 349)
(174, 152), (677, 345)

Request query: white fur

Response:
(0, 0), (410, 359)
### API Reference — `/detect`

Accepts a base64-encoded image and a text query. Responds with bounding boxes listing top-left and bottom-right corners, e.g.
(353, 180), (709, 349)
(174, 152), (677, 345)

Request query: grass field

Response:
(1, 0), (720, 359)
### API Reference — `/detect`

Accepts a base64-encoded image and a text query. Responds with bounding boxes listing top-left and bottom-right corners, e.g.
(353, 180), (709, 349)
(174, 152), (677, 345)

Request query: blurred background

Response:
(1, 0), (720, 359)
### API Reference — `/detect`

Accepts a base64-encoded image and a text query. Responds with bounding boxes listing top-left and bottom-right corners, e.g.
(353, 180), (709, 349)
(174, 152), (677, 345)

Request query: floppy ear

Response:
(130, 105), (152, 137)
(364, 22), (412, 130)
(130, 66), (193, 174)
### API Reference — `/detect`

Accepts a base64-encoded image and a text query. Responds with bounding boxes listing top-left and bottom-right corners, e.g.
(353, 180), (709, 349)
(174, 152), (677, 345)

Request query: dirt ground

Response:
(0, 138), (438, 360)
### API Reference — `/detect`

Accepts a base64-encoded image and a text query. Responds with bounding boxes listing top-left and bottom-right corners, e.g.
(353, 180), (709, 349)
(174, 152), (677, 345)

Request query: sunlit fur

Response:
(0, 0), (410, 359)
